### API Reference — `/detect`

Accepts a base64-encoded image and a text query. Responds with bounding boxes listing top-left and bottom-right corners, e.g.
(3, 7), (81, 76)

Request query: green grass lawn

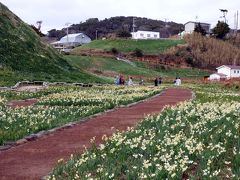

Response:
(66, 55), (160, 78)
(0, 67), (110, 87)
(66, 55), (210, 81)
(73, 39), (184, 55)
(0, 55), (209, 86)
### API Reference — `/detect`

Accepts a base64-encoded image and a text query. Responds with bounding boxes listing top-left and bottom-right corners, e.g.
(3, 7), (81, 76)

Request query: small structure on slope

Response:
(209, 65), (240, 80)
(184, 21), (211, 34)
(51, 33), (91, 52)
(131, 30), (160, 40)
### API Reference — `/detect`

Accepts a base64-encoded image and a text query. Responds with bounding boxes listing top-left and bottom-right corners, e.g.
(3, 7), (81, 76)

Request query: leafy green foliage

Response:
(194, 23), (207, 36)
(212, 21), (230, 39)
(133, 48), (143, 57)
(116, 30), (132, 38)
(111, 48), (118, 54)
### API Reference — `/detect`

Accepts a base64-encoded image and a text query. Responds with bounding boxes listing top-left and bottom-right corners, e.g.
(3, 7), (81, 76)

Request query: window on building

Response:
(154, 34), (157, 38)
(234, 70), (236, 73)
(140, 33), (144, 37)
(147, 34), (151, 37)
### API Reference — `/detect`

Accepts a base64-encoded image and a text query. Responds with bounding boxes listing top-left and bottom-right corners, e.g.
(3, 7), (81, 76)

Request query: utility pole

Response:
(237, 10), (239, 31)
(234, 11), (239, 35)
(95, 29), (98, 40)
(132, 17), (136, 33)
(65, 22), (71, 48)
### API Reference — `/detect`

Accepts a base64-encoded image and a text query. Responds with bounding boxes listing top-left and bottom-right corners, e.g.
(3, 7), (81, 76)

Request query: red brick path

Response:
(0, 88), (192, 180)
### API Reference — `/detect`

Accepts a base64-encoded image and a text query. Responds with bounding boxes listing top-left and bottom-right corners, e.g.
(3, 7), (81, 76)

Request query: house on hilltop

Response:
(184, 21), (211, 34)
(51, 33), (91, 52)
(209, 65), (240, 80)
(131, 30), (160, 40)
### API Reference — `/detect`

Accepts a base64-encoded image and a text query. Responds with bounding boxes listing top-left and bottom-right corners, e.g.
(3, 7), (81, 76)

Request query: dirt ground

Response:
(16, 85), (46, 92)
(7, 99), (38, 108)
(0, 88), (192, 180)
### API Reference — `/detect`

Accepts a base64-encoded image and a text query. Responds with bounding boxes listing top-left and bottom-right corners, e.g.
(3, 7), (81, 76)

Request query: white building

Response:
(51, 33), (91, 52)
(209, 65), (240, 80)
(131, 30), (160, 40)
(184, 21), (211, 34)
(209, 73), (227, 81)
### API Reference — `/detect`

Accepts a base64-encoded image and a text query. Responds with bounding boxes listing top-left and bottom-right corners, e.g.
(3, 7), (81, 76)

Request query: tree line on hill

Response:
(47, 16), (184, 40)
(194, 21), (231, 39)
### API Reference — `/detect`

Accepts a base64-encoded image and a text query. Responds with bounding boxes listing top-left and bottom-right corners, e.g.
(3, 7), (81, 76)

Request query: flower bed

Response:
(48, 84), (240, 179)
(0, 86), (163, 145)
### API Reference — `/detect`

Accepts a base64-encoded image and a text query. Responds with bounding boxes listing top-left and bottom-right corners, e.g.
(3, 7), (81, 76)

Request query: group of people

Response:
(174, 77), (181, 86)
(115, 75), (182, 86)
(115, 75), (134, 86)
(154, 77), (163, 86)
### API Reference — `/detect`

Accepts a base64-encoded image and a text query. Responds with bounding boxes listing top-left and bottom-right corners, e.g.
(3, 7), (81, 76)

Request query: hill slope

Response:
(0, 3), (71, 73)
(0, 3), (108, 86)
(164, 33), (240, 69)
(66, 55), (210, 81)
(72, 39), (184, 55)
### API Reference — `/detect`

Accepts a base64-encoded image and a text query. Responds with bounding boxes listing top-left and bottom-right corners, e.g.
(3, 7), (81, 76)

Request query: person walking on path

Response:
(115, 76), (120, 85)
(174, 77), (181, 86)
(158, 77), (162, 85)
(154, 78), (158, 86)
(177, 77), (182, 86)
(139, 77), (144, 85)
(127, 77), (134, 86)
(119, 75), (125, 85)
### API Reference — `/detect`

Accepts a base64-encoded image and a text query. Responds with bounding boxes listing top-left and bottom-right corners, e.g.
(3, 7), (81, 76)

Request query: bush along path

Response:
(0, 88), (192, 180)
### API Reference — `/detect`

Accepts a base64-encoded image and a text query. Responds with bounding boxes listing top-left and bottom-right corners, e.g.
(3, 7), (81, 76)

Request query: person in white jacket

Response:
(128, 77), (134, 86)
(174, 77), (181, 86)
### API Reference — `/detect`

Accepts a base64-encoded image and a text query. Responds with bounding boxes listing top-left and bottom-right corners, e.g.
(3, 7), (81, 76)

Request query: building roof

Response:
(217, 65), (240, 70)
(133, 30), (160, 34)
(51, 33), (90, 45)
(184, 21), (211, 26)
(214, 73), (227, 77)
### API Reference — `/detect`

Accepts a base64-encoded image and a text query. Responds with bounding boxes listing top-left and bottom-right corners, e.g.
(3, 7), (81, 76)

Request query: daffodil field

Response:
(48, 84), (240, 179)
(0, 86), (163, 145)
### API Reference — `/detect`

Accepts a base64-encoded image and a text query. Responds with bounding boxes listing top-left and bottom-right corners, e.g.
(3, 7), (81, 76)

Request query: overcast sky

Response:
(1, 0), (239, 33)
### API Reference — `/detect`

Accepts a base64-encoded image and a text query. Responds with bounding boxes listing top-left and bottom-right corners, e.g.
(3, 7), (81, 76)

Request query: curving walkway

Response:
(0, 88), (192, 180)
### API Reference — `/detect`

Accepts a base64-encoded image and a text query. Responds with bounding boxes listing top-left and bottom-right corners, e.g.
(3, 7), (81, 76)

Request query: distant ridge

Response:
(48, 16), (184, 40)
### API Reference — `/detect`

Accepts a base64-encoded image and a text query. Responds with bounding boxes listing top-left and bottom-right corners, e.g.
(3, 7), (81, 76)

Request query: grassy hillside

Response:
(0, 67), (110, 86)
(0, 3), (70, 73)
(73, 39), (183, 55)
(0, 3), (108, 86)
(66, 55), (210, 81)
